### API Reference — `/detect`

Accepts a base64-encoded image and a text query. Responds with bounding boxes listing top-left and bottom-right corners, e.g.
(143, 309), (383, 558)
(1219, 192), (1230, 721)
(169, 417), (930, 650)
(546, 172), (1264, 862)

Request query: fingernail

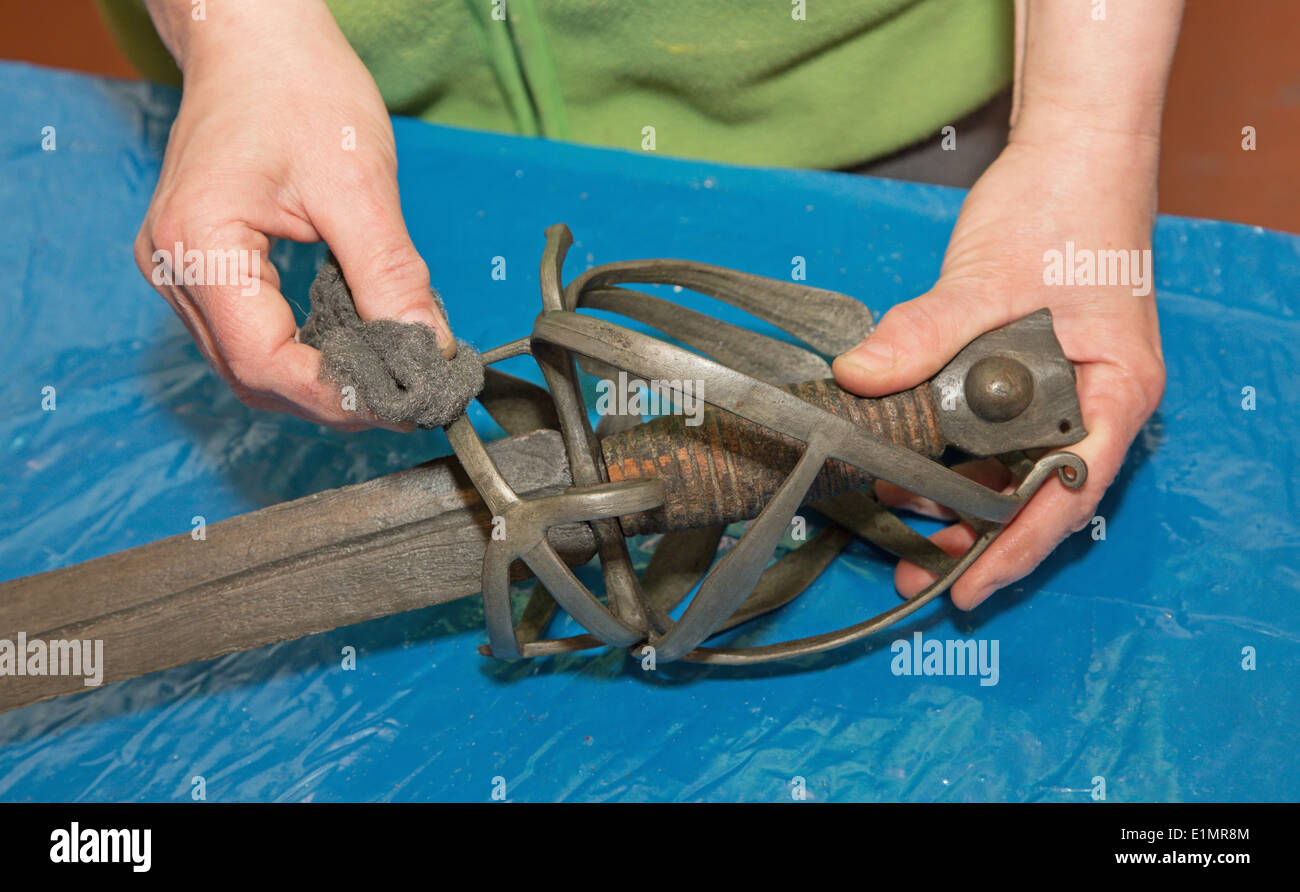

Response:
(399, 307), (457, 359)
(843, 338), (895, 372)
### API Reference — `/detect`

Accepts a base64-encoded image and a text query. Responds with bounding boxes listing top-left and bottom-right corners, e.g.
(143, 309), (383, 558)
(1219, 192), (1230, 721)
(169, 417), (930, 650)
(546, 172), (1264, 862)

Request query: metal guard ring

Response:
(448, 224), (1089, 666)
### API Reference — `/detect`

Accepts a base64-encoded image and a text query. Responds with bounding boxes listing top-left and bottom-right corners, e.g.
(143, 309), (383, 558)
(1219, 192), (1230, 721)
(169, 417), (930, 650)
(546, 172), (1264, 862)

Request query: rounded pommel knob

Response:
(964, 356), (1034, 423)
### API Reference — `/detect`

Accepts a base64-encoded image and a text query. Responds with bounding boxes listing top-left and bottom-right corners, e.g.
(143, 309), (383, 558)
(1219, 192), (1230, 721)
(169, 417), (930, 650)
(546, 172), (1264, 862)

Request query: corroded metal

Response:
(966, 356), (1035, 422)
(931, 309), (1084, 456)
(0, 223), (1092, 715)
(452, 223), (1089, 666)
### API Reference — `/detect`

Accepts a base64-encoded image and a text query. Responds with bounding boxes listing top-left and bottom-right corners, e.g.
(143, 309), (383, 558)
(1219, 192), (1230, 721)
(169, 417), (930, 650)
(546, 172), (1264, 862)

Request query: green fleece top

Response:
(97, 0), (1012, 169)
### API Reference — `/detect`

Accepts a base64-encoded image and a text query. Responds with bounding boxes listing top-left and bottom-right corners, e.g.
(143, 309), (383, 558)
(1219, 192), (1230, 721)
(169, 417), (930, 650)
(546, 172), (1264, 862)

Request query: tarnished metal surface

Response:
(0, 222), (1092, 710)
(0, 429), (594, 713)
(452, 223), (1089, 665)
(931, 309), (1086, 456)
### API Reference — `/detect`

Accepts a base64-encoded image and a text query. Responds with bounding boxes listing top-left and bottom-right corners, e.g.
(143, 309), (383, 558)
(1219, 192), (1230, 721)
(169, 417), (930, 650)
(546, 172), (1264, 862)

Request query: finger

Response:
(162, 219), (409, 430)
(135, 222), (249, 393)
(832, 284), (1018, 397)
(254, 368), (416, 433)
(894, 521), (978, 598)
(893, 423), (1115, 609)
(875, 458), (1013, 520)
(895, 362), (1149, 609)
(310, 165), (456, 359)
(946, 362), (1151, 609)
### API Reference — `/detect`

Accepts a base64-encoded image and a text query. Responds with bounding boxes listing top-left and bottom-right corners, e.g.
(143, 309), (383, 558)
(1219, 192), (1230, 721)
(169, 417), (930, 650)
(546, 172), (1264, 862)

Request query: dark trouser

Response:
(846, 89), (1012, 188)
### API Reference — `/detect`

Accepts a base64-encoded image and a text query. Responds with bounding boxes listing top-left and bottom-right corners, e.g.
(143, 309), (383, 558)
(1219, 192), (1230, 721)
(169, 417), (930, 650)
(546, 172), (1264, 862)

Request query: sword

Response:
(0, 224), (1088, 711)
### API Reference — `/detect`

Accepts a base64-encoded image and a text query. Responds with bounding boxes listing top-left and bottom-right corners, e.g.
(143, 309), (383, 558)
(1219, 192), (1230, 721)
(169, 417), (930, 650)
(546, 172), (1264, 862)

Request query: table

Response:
(1, 61), (1296, 802)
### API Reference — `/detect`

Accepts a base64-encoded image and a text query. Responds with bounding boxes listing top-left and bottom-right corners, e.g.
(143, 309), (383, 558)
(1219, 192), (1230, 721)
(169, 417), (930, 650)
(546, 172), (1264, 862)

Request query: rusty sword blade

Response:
(0, 310), (1085, 712)
(0, 429), (592, 713)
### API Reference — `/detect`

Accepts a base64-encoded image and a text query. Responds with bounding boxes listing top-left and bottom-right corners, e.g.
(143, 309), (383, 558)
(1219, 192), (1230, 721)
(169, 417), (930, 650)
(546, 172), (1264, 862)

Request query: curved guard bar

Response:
(446, 414), (661, 658)
(679, 451), (1087, 664)
(444, 224), (1090, 668)
(650, 441), (830, 662)
(532, 310), (1025, 524)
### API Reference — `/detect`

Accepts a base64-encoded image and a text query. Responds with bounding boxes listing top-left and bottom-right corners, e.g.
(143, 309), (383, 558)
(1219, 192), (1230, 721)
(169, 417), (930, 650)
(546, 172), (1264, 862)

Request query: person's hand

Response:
(832, 130), (1166, 609)
(135, 0), (452, 430)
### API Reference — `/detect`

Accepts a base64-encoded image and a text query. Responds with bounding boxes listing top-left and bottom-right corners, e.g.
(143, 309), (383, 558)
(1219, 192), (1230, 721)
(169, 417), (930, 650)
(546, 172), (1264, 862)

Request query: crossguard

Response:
(447, 224), (1088, 666)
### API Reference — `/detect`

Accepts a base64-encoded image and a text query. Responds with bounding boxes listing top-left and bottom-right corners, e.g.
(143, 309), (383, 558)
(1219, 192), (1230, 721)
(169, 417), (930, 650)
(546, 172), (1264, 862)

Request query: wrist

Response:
(1008, 103), (1162, 207)
(145, 0), (334, 74)
(1013, 80), (1165, 143)
(1007, 0), (1181, 209)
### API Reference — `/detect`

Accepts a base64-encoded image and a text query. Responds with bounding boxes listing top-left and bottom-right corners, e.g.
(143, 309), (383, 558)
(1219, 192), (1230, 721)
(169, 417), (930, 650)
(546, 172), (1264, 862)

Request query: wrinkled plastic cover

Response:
(0, 62), (1296, 802)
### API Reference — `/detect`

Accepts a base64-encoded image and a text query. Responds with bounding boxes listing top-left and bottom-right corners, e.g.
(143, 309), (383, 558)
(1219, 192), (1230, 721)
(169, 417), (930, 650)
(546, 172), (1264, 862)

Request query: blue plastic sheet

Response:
(1, 61), (1297, 802)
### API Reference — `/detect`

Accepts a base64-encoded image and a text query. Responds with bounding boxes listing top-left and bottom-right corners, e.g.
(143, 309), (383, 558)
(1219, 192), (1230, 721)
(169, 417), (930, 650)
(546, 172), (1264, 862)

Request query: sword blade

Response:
(0, 429), (590, 713)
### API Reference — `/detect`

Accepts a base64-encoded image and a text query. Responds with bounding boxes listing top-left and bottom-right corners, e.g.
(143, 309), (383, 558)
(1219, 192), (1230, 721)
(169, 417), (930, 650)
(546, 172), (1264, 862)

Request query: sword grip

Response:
(601, 378), (945, 536)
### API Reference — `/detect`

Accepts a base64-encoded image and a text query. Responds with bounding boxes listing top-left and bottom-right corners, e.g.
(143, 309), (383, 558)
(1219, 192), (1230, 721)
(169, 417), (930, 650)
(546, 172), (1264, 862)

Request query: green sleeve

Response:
(95, 0), (1013, 170)
(95, 0), (181, 87)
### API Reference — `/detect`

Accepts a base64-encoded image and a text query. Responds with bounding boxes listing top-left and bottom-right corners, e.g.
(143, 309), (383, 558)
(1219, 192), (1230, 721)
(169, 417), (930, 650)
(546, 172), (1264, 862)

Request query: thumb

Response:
(315, 179), (456, 359)
(831, 286), (1016, 397)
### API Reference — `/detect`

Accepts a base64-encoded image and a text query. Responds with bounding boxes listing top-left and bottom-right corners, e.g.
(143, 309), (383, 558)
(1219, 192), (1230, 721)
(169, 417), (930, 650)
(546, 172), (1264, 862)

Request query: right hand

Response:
(135, 0), (452, 430)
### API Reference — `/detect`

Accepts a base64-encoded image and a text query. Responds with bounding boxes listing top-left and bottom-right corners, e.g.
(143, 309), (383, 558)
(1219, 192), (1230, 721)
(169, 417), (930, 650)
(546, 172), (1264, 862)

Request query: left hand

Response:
(832, 129), (1166, 610)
